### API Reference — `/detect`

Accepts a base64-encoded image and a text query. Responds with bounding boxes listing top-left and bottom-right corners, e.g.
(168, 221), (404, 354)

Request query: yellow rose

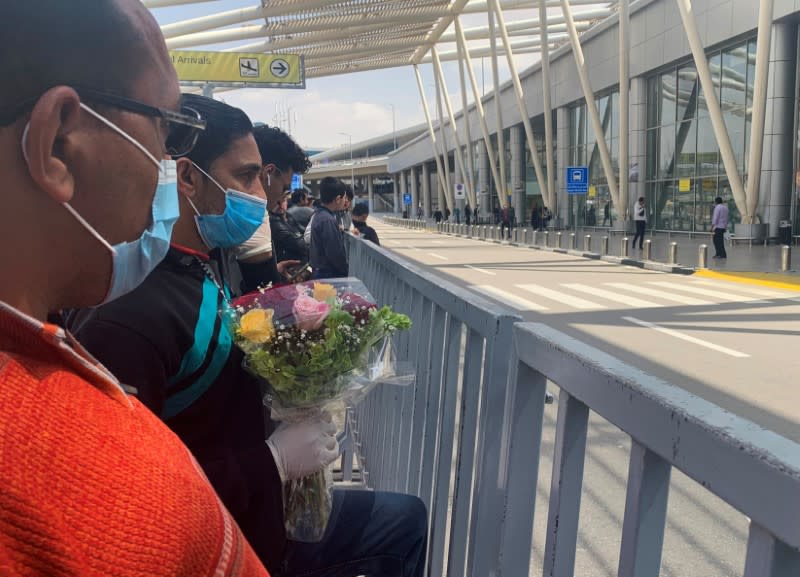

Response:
(238, 308), (275, 344)
(313, 282), (337, 302)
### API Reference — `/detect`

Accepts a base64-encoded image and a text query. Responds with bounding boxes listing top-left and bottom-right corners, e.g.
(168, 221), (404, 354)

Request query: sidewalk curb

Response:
(427, 229), (697, 276)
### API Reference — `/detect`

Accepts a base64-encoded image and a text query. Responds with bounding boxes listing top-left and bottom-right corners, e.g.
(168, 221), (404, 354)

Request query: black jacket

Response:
(353, 220), (380, 245)
(67, 247), (286, 573)
(287, 205), (314, 232)
(270, 210), (309, 263)
(310, 206), (348, 278)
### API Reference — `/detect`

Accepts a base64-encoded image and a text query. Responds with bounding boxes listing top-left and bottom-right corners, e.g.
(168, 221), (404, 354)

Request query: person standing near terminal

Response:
(500, 202), (515, 239)
(465, 203), (472, 225)
(632, 196), (647, 250)
(712, 196), (729, 259)
(0, 2), (268, 574)
(311, 177), (350, 278)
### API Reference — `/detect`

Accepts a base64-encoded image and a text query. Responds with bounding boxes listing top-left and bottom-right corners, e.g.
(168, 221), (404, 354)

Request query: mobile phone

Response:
(287, 263), (311, 282)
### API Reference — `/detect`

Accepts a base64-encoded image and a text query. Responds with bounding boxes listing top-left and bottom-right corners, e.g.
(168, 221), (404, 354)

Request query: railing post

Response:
(699, 244), (708, 268)
(532, 230), (539, 246)
(602, 235), (609, 255)
(669, 242), (678, 265)
(782, 245), (792, 271)
(622, 237), (629, 257)
(570, 232), (577, 250)
(544, 230), (550, 247)
(556, 231), (563, 248)
(584, 234), (592, 252)
(643, 239), (652, 260)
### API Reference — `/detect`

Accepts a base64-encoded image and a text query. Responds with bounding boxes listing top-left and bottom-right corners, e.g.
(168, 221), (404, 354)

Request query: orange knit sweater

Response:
(0, 302), (270, 577)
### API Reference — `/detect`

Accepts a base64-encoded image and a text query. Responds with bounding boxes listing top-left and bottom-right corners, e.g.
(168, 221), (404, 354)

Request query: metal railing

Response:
(382, 216), (429, 230)
(347, 235), (523, 577)
(345, 235), (800, 577)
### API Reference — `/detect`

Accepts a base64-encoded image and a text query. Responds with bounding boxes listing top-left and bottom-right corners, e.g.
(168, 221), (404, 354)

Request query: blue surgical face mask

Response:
(21, 103), (180, 306)
(188, 162), (267, 249)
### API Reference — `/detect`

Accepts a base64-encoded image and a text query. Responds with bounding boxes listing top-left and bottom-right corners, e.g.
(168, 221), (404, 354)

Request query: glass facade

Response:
(568, 89), (620, 227)
(645, 39), (754, 232)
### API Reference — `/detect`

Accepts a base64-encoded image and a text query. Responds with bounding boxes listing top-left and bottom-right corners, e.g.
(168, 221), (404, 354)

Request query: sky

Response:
(150, 1), (596, 150)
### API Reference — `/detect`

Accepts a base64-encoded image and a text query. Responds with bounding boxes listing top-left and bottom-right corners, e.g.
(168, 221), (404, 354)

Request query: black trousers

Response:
(713, 227), (727, 258)
(632, 220), (646, 249)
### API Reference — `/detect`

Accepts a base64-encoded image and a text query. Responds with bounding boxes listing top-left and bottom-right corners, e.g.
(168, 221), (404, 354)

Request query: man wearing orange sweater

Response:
(0, 1), (269, 575)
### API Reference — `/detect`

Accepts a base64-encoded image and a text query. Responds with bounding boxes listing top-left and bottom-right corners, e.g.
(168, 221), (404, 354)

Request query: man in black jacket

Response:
(70, 97), (427, 577)
(310, 177), (349, 278)
(270, 192), (309, 263)
(351, 202), (380, 245)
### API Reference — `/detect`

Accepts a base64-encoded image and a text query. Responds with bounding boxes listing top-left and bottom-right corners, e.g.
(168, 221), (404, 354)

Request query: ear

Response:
(176, 157), (199, 199)
(24, 87), (82, 204)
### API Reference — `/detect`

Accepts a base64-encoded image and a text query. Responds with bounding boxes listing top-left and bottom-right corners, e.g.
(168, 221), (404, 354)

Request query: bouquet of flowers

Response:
(225, 278), (412, 542)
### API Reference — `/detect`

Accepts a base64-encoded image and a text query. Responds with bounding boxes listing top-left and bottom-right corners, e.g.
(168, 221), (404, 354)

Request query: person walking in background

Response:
(712, 196), (729, 259)
(531, 204), (542, 230)
(632, 197), (647, 250)
(434, 208), (443, 223)
(602, 201), (611, 226)
(351, 203), (380, 245)
(417, 204), (423, 219)
(454, 207), (461, 224)
(465, 203), (472, 225)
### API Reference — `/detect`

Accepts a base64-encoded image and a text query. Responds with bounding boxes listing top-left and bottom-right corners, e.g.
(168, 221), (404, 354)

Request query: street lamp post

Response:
(338, 131), (354, 187)
(388, 104), (396, 150)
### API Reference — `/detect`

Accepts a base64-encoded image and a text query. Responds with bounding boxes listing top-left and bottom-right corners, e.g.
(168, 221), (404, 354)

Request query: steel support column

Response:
(488, 5), (509, 206)
(434, 71), (453, 211)
(491, 0), (549, 218)
(433, 47), (472, 214)
(414, 64), (450, 211)
(422, 162), (432, 219)
(675, 0), (748, 221)
(539, 0), (556, 214)
(457, 38), (478, 208)
(560, 0), (620, 210)
(455, 18), (504, 212)
(618, 0), (630, 220)
(410, 166), (420, 217)
(745, 0), (775, 223)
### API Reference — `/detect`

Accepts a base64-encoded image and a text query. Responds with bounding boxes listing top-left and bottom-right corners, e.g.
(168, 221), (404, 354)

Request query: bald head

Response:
(0, 0), (173, 124)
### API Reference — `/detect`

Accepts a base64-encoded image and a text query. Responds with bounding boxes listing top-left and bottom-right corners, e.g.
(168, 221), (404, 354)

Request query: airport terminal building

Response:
(387, 0), (800, 241)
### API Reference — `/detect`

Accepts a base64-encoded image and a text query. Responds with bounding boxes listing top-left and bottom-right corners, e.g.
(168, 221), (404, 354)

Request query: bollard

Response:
(584, 235), (592, 252)
(482, 226), (487, 240)
(622, 237), (629, 257)
(643, 239), (652, 260)
(669, 242), (678, 264)
(544, 230), (550, 247)
(570, 233), (577, 250)
(699, 244), (708, 268)
(782, 245), (792, 271)
(532, 230), (539, 246)
(602, 235), (609, 255)
(556, 232), (563, 248)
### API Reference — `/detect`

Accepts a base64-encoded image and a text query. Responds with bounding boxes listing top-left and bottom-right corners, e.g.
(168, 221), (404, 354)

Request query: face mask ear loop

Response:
(62, 203), (116, 254)
(79, 103), (162, 172)
(190, 161), (226, 194)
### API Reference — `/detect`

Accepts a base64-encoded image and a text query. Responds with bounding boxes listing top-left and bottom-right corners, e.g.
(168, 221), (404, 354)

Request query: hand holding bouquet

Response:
(225, 278), (412, 542)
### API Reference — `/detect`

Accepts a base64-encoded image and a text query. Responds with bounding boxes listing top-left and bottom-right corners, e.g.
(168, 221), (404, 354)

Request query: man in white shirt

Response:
(712, 196), (729, 259)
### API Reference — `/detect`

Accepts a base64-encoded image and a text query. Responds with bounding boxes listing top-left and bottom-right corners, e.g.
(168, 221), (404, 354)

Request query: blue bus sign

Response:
(566, 166), (589, 194)
(403, 193), (412, 205)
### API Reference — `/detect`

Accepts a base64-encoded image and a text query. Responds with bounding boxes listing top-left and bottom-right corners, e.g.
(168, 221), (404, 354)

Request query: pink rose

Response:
(292, 294), (330, 331)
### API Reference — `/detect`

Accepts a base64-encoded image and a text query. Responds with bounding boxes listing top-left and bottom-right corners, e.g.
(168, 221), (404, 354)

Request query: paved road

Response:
(372, 221), (800, 577)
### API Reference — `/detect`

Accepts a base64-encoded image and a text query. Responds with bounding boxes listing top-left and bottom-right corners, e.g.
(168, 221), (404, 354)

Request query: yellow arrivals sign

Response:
(170, 51), (304, 88)
(679, 178), (691, 192)
(588, 185), (597, 198)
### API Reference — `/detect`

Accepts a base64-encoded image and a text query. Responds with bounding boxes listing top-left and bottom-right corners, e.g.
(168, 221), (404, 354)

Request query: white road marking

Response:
(517, 284), (606, 310)
(464, 265), (496, 276)
(563, 283), (662, 308)
(647, 281), (768, 304)
(471, 285), (549, 311)
(428, 252), (449, 260)
(604, 283), (713, 306)
(623, 316), (750, 358)
(431, 240), (446, 244)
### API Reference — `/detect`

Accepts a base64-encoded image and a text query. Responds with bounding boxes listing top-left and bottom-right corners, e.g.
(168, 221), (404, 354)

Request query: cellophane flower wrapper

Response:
(223, 278), (413, 542)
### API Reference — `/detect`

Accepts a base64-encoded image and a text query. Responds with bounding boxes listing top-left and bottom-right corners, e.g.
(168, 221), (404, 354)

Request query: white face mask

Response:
(22, 103), (180, 305)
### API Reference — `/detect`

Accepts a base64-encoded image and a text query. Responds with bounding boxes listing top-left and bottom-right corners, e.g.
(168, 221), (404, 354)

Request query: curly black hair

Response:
(253, 125), (311, 175)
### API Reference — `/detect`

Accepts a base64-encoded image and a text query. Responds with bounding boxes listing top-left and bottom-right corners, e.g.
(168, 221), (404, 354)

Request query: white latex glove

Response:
(233, 213), (273, 263)
(266, 414), (339, 482)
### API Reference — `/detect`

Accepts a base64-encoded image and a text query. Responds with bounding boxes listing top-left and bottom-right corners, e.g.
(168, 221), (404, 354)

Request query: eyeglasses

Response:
(0, 87), (206, 157)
